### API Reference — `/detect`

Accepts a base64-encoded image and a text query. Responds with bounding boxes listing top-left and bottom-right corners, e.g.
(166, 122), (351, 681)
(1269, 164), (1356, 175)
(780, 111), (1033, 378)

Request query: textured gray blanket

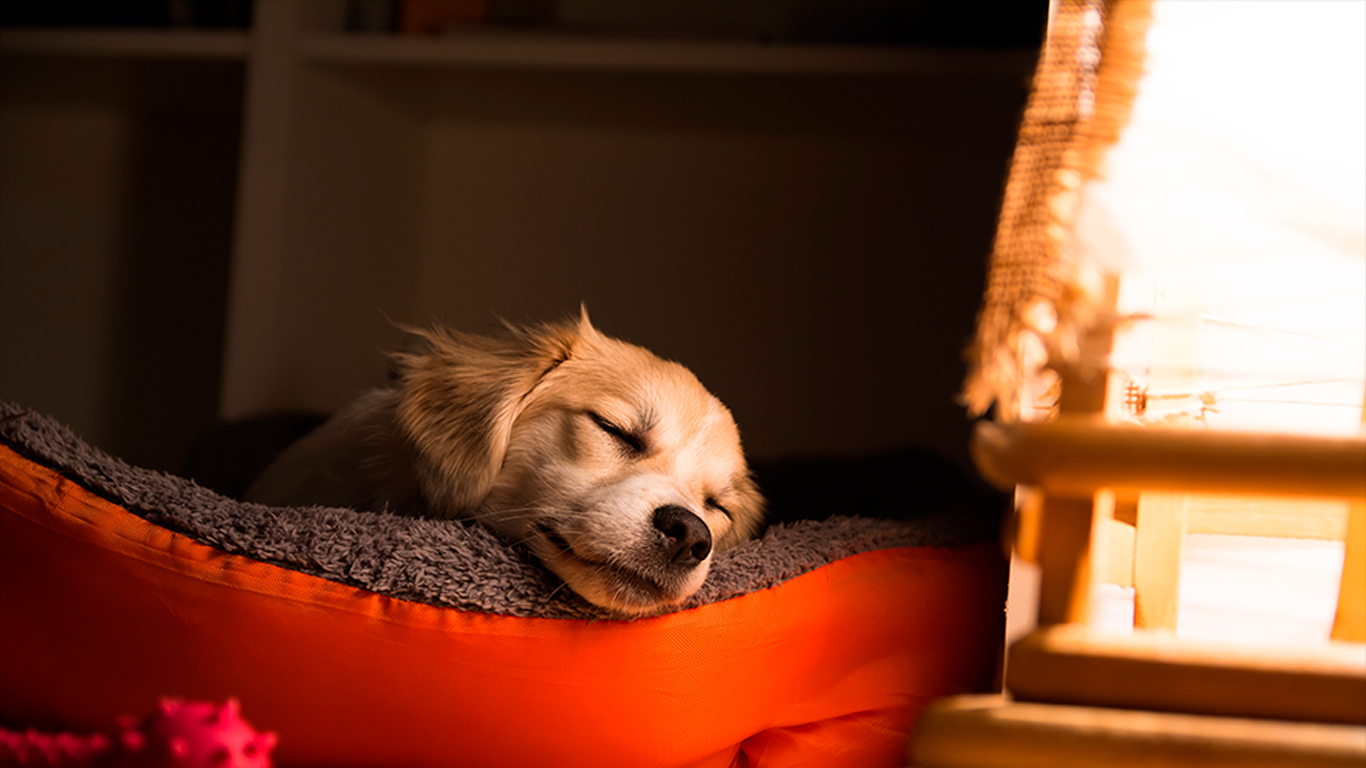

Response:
(0, 401), (1000, 620)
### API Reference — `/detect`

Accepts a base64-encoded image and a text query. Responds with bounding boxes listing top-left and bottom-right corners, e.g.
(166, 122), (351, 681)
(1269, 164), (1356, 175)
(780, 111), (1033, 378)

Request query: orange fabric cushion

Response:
(0, 445), (1005, 768)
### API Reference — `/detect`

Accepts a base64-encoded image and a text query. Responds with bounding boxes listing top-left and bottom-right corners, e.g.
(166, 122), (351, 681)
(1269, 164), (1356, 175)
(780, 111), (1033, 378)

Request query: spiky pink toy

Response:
(0, 699), (276, 768)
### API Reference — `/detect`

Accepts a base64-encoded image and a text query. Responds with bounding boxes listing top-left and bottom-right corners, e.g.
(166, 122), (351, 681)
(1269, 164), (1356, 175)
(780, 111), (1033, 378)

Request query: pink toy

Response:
(0, 699), (276, 768)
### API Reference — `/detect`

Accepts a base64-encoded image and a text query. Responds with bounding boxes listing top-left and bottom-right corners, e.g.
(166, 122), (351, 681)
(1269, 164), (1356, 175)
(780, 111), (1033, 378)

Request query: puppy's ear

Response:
(391, 322), (580, 517)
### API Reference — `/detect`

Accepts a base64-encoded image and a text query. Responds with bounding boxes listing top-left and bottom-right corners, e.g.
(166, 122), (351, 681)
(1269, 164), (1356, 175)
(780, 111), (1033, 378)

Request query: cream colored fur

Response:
(246, 312), (763, 615)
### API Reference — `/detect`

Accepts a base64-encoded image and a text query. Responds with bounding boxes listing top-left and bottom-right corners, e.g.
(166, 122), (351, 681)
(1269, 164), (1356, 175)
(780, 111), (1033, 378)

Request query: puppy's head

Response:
(392, 311), (764, 616)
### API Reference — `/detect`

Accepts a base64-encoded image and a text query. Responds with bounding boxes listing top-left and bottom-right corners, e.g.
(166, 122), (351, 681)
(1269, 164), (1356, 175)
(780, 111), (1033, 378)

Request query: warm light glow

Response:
(1069, 0), (1366, 435)
(1016, 0), (1366, 647)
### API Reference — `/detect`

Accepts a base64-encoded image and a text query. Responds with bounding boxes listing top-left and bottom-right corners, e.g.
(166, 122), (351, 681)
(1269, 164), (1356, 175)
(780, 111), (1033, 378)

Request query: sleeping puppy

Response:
(246, 311), (764, 616)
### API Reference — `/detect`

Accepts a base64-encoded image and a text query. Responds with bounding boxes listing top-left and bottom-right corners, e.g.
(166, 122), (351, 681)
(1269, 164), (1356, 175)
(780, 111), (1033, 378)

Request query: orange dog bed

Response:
(0, 403), (1006, 768)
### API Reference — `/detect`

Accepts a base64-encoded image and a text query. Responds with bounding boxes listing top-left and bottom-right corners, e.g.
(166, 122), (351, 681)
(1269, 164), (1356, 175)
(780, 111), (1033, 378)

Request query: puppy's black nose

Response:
(652, 505), (712, 567)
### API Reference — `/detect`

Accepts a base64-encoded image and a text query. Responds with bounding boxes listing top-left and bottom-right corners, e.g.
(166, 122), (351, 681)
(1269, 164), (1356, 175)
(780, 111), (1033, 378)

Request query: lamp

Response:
(913, 1), (1365, 765)
(963, 0), (1365, 645)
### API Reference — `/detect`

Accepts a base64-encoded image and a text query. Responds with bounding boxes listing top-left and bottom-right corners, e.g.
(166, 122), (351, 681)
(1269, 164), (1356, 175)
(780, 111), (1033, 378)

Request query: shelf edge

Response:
(299, 32), (1038, 78)
(0, 28), (249, 61)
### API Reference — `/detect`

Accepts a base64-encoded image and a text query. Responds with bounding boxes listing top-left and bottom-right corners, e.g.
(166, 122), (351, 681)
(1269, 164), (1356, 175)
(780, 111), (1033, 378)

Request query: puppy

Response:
(246, 311), (764, 616)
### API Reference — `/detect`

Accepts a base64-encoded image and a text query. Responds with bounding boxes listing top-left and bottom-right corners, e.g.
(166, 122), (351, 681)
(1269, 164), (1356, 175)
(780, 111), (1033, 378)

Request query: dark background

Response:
(0, 1), (1045, 489)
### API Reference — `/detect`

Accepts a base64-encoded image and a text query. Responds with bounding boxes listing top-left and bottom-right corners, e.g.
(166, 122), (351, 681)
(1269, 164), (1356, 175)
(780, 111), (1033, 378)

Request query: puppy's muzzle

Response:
(652, 505), (712, 567)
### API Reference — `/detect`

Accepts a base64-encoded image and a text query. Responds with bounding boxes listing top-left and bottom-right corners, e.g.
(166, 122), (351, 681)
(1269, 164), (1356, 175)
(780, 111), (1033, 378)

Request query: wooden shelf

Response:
(912, 694), (1366, 768)
(0, 28), (248, 61)
(973, 417), (1366, 500)
(0, 26), (1040, 77)
(1007, 625), (1366, 725)
(300, 31), (1038, 78)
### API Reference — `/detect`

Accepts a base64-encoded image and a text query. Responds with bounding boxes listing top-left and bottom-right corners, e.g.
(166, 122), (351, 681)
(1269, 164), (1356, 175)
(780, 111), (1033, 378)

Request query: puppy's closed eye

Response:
(248, 311), (766, 617)
(587, 411), (647, 455)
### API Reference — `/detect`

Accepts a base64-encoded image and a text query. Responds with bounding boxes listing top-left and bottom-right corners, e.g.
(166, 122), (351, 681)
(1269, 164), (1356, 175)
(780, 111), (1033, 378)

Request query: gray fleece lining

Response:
(0, 402), (997, 620)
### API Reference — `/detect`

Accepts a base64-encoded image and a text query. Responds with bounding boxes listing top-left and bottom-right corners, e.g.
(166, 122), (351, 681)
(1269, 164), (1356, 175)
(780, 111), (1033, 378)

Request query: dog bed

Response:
(0, 401), (1006, 768)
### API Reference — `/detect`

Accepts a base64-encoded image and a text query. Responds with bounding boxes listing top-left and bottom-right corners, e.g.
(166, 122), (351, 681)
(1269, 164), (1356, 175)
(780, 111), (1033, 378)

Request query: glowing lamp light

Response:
(962, 0), (1366, 654)
(1088, 0), (1365, 437)
(907, 3), (1366, 758)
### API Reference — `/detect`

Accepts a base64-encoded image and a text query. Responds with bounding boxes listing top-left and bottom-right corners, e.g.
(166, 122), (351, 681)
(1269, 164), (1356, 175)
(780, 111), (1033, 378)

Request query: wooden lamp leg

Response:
(1035, 491), (1114, 626)
(1133, 491), (1188, 631)
(1331, 499), (1365, 643)
(1333, 391), (1366, 642)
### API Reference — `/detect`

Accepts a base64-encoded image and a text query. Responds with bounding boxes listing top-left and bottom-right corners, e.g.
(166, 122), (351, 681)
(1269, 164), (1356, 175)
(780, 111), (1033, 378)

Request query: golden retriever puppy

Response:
(246, 312), (764, 616)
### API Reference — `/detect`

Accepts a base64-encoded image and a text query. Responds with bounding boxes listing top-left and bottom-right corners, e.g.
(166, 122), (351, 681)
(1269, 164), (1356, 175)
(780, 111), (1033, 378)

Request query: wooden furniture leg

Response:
(1036, 492), (1113, 626)
(1331, 500), (1365, 643)
(1133, 491), (1187, 631)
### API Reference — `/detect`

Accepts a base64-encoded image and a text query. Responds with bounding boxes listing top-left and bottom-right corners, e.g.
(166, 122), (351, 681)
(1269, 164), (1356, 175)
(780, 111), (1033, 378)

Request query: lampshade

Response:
(964, 0), (1365, 434)
(963, 0), (1366, 651)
